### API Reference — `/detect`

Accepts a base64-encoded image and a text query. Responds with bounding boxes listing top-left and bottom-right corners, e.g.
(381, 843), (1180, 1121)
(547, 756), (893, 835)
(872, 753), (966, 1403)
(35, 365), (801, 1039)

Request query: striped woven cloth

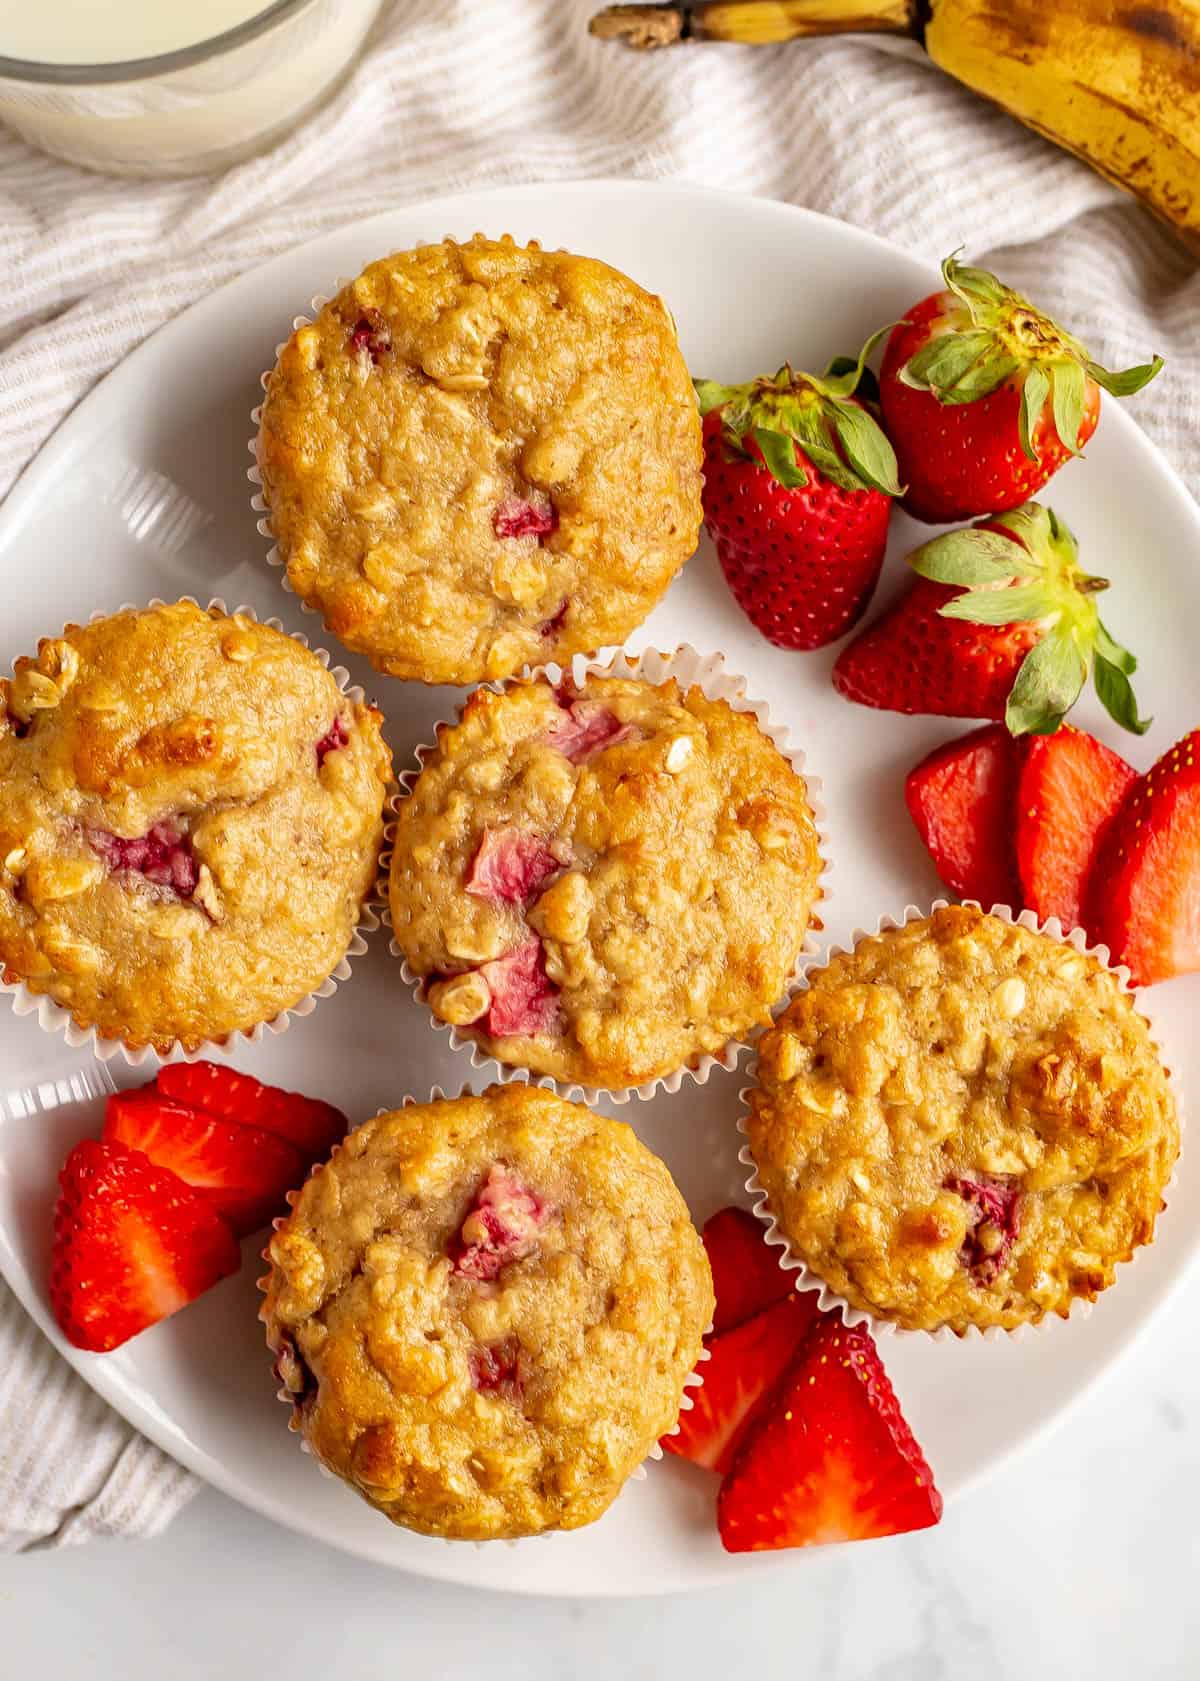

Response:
(1, 0), (1196, 1548)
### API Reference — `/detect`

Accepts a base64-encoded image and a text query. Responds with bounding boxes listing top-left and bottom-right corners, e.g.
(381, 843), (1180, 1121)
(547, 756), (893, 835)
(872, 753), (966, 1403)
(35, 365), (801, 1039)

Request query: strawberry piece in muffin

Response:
(315, 715), (349, 766)
(543, 696), (635, 765)
(465, 827), (563, 905)
(87, 820), (200, 899)
(469, 1334), (526, 1396)
(493, 495), (558, 541)
(945, 1175), (1022, 1284)
(477, 938), (561, 1037)
(451, 1162), (550, 1281)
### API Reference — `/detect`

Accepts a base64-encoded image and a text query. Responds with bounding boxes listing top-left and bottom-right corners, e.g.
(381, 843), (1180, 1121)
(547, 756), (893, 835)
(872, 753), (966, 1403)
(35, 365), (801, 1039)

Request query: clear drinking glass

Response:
(0, 0), (386, 177)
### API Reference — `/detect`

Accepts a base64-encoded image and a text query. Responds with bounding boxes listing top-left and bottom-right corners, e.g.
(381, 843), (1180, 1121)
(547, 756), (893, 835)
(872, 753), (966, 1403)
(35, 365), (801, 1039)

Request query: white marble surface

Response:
(2, 1284), (1196, 1679)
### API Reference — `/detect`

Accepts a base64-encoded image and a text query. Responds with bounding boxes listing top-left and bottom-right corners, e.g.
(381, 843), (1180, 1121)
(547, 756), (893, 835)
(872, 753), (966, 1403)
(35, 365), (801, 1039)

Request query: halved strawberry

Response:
(154, 1062), (347, 1162)
(905, 724), (1022, 909)
(1016, 726), (1136, 933)
(1092, 728), (1200, 986)
(718, 1315), (942, 1552)
(703, 1206), (795, 1334)
(50, 1139), (240, 1353)
(663, 1291), (820, 1473)
(104, 1089), (307, 1238)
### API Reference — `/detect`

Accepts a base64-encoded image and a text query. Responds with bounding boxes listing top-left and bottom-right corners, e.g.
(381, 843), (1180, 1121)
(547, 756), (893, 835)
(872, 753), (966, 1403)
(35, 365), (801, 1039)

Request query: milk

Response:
(0, 0), (384, 175)
(0, 0), (274, 66)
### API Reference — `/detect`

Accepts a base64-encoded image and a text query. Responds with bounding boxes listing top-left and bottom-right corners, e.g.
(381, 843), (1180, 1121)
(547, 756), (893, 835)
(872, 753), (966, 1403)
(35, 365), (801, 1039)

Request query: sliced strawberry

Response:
(1093, 728), (1200, 986)
(104, 1088), (307, 1238)
(449, 1164), (549, 1282)
(718, 1315), (942, 1552)
(1016, 726), (1136, 932)
(905, 724), (1022, 909)
(703, 1206), (795, 1334)
(50, 1139), (240, 1353)
(154, 1061), (347, 1162)
(664, 1291), (819, 1473)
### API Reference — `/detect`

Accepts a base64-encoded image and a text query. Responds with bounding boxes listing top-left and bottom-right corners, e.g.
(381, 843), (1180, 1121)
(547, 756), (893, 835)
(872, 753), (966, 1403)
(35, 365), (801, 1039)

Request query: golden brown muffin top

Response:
(747, 906), (1178, 1333)
(0, 602), (391, 1051)
(388, 672), (823, 1090)
(262, 1084), (713, 1540)
(256, 235), (703, 684)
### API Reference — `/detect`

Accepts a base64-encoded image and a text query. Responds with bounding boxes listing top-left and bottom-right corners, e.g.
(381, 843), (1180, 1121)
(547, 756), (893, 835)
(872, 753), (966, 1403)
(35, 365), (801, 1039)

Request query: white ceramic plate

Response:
(0, 180), (1196, 1597)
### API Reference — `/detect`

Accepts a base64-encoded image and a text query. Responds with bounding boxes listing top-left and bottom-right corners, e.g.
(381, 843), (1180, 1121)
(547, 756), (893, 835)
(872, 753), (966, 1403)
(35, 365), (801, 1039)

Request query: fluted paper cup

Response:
(0, 597), (385, 1067)
(737, 900), (1183, 1342)
(379, 644), (831, 1106)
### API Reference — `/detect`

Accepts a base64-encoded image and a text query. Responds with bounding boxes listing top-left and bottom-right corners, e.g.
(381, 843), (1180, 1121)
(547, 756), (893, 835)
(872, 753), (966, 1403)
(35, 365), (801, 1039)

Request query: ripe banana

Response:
(589, 0), (1200, 242)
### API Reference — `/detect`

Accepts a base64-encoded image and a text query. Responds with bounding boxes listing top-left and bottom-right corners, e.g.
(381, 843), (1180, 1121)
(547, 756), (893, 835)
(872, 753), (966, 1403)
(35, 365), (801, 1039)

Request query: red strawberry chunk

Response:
(349, 309), (391, 364)
(703, 1206), (795, 1334)
(905, 724), (1022, 909)
(543, 699), (634, 765)
(945, 1175), (1021, 1283)
(493, 496), (557, 541)
(451, 1165), (549, 1282)
(477, 937), (560, 1037)
(87, 821), (199, 898)
(1093, 728), (1200, 986)
(50, 1138), (240, 1353)
(1016, 726), (1136, 933)
(315, 716), (349, 766)
(664, 1291), (819, 1473)
(154, 1061), (347, 1162)
(718, 1315), (942, 1552)
(104, 1088), (307, 1238)
(465, 826), (562, 905)
(469, 1334), (525, 1397)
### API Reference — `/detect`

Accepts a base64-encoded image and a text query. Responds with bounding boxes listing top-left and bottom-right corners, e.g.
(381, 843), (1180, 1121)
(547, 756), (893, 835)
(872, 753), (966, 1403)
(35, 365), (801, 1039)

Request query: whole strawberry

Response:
(833, 501), (1148, 737)
(880, 254), (1163, 524)
(696, 343), (901, 649)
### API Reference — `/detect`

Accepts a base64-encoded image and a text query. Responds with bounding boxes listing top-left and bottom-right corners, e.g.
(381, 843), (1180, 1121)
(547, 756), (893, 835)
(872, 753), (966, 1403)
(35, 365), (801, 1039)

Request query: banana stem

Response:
(589, 0), (920, 48)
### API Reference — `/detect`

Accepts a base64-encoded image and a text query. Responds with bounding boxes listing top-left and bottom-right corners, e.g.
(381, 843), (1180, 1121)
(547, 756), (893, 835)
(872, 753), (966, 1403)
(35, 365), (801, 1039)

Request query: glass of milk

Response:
(0, 0), (386, 175)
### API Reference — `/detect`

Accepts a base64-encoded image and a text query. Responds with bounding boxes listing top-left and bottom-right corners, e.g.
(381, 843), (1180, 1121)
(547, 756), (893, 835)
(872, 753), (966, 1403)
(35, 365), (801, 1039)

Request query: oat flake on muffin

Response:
(0, 602), (391, 1052)
(387, 670), (823, 1091)
(255, 234), (703, 684)
(262, 1084), (713, 1541)
(746, 906), (1179, 1333)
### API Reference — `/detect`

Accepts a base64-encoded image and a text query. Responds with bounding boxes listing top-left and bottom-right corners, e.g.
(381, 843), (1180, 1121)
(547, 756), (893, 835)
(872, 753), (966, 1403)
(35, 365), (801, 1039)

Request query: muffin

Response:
(387, 669), (823, 1090)
(745, 906), (1179, 1333)
(262, 1084), (713, 1540)
(0, 602), (391, 1052)
(255, 234), (703, 684)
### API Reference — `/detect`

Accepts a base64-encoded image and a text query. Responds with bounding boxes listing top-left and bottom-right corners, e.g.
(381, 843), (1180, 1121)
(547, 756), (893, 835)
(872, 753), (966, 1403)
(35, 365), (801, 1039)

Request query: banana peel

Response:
(589, 0), (1200, 244)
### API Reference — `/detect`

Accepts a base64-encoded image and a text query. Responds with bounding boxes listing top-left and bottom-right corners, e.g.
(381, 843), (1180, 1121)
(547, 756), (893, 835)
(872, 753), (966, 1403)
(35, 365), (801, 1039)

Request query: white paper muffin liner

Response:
(0, 596), (385, 1068)
(736, 900), (1184, 1343)
(257, 1080), (712, 1546)
(377, 644), (831, 1106)
(247, 284), (347, 622)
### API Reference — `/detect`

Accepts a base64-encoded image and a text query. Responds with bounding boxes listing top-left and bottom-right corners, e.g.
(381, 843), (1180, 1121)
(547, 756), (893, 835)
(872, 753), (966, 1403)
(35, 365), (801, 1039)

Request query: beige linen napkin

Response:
(1, 0), (1196, 1548)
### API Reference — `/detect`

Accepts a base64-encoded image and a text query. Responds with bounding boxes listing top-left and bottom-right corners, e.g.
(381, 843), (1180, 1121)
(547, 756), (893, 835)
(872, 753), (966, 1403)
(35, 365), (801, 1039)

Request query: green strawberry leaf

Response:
(815, 324), (893, 401)
(694, 378), (742, 417)
(939, 583), (1057, 626)
(1050, 358), (1087, 456)
(1018, 365), (1050, 463)
(751, 426), (807, 490)
(1086, 355), (1164, 397)
(1005, 629), (1086, 736)
(1094, 652), (1151, 735)
(941, 254), (1007, 316)
(1096, 618), (1137, 674)
(910, 528), (1027, 588)
(827, 399), (902, 496)
(825, 355), (880, 405)
(900, 329), (995, 394)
